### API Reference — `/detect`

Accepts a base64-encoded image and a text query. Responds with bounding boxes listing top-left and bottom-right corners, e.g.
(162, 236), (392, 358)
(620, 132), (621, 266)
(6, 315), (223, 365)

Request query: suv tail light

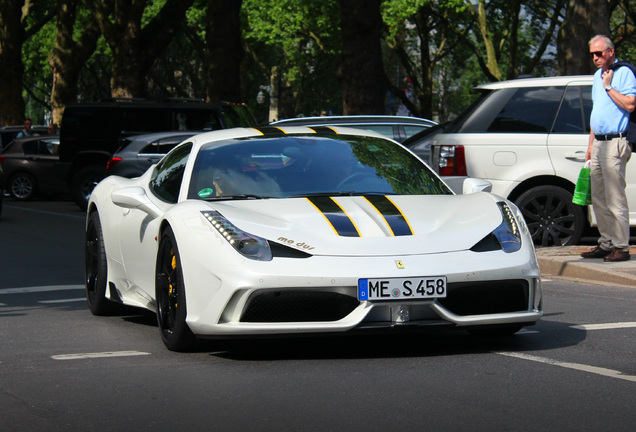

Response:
(437, 145), (467, 176)
(0, 155), (5, 165)
(107, 157), (122, 171)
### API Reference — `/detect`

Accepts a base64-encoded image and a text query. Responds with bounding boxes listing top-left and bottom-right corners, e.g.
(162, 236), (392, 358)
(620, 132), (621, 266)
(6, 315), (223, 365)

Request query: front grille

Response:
(437, 280), (529, 316)
(240, 290), (360, 323)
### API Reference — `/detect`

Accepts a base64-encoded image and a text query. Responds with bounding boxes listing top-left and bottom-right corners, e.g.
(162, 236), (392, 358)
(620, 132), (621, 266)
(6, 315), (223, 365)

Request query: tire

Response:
(9, 172), (37, 200)
(156, 227), (197, 352)
(72, 165), (108, 210)
(515, 185), (585, 247)
(85, 211), (121, 315)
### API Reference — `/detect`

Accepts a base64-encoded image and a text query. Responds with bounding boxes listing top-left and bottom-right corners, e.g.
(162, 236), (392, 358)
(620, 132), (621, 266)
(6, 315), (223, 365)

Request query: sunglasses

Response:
(589, 47), (611, 58)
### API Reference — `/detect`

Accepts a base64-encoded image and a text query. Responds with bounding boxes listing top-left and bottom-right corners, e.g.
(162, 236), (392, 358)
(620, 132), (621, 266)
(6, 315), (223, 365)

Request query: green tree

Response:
(243, 0), (341, 119)
(0, 1), (54, 125)
(48, 0), (102, 125)
(84, 0), (195, 98)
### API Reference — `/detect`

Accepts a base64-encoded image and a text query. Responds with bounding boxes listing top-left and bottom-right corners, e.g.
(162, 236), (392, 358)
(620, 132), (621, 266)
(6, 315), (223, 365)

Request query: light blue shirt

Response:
(590, 59), (636, 135)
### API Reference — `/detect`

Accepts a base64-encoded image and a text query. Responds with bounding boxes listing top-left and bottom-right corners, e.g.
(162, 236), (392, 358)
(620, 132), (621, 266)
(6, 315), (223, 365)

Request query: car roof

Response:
(186, 126), (389, 153)
(126, 131), (202, 142)
(271, 115), (436, 127)
(476, 75), (593, 90)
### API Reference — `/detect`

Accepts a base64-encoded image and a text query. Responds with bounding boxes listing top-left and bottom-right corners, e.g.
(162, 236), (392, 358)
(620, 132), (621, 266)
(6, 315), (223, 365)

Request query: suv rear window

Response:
(487, 87), (564, 133)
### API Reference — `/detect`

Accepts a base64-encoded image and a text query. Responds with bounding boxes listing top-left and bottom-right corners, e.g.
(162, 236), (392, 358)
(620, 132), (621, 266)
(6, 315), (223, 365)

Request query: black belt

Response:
(596, 132), (626, 141)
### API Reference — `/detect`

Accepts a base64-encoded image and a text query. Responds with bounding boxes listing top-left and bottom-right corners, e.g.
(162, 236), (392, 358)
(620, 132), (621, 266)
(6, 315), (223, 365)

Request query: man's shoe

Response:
(603, 249), (631, 262)
(581, 246), (612, 259)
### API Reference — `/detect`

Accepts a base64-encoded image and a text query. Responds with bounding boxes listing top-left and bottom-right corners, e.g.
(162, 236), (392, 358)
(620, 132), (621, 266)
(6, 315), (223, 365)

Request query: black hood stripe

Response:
(308, 126), (338, 135)
(254, 126), (287, 136)
(364, 195), (413, 236)
(306, 196), (360, 237)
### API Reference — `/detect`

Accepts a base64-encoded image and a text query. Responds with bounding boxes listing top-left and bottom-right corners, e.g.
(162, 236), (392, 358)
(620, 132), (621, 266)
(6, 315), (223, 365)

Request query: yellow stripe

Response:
(305, 198), (340, 236)
(330, 197), (361, 237)
(363, 196), (396, 236)
(384, 195), (415, 234)
(251, 128), (265, 135)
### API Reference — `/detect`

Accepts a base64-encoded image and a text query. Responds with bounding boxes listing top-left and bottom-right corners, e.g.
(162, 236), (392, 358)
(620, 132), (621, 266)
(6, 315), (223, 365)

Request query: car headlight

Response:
(201, 211), (272, 261)
(494, 202), (522, 253)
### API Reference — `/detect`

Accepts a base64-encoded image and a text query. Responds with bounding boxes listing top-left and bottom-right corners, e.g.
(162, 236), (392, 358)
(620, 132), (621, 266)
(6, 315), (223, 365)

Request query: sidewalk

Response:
(536, 246), (636, 287)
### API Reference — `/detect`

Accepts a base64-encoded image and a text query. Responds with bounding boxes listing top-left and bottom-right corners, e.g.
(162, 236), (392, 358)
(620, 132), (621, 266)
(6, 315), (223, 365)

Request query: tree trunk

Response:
(558, 0), (610, 75)
(86, 0), (195, 98)
(0, 0), (27, 125)
(204, 0), (244, 103)
(48, 0), (101, 125)
(337, 0), (386, 115)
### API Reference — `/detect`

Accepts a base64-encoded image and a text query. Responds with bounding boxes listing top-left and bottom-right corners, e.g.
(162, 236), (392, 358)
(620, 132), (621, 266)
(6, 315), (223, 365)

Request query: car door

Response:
(23, 139), (65, 189)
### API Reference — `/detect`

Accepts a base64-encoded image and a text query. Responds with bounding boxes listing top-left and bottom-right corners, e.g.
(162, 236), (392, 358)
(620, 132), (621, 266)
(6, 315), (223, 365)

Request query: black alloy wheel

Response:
(85, 211), (120, 315)
(156, 227), (196, 352)
(515, 185), (585, 247)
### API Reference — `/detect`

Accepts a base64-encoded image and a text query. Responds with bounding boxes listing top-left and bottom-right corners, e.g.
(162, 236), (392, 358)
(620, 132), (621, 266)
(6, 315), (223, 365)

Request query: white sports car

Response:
(86, 126), (542, 351)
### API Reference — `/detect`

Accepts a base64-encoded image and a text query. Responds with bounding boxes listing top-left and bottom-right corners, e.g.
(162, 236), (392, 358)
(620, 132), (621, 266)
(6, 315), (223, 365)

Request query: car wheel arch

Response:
(510, 179), (587, 247)
(507, 174), (576, 203)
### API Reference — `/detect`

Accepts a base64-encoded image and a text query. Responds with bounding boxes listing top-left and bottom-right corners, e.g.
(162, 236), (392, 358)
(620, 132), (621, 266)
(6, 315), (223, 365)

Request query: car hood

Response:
(194, 193), (508, 257)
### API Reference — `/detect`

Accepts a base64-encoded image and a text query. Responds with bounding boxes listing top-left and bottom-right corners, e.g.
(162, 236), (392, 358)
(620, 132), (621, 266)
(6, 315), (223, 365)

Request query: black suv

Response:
(57, 100), (256, 209)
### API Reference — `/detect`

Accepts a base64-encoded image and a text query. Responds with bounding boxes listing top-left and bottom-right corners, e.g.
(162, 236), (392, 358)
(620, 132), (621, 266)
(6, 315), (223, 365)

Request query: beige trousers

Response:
(590, 137), (631, 251)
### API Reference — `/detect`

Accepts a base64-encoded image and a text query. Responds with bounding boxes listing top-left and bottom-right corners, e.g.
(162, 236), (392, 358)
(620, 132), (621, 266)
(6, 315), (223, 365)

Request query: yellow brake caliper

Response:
(170, 249), (177, 308)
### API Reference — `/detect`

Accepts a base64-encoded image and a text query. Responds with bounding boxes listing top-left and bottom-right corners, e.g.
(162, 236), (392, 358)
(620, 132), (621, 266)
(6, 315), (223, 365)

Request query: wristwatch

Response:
(605, 85), (613, 92)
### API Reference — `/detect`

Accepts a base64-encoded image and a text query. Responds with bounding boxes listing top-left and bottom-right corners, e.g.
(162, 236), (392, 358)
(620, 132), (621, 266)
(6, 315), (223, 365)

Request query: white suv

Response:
(427, 75), (622, 247)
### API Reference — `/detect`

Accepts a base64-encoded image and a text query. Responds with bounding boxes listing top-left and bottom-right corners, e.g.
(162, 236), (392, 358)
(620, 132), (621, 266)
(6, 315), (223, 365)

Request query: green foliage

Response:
(9, 1), (624, 126)
(243, 0), (342, 117)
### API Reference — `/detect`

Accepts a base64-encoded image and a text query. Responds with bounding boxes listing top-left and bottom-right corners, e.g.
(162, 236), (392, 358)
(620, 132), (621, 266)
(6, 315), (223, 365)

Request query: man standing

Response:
(15, 118), (34, 139)
(581, 35), (636, 262)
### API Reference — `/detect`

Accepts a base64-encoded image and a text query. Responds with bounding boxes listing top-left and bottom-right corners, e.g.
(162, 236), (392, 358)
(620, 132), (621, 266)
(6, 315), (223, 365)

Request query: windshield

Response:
(187, 134), (451, 200)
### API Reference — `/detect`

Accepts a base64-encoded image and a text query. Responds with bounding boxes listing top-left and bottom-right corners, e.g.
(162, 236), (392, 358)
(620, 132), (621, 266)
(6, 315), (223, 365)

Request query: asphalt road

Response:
(1, 199), (635, 431)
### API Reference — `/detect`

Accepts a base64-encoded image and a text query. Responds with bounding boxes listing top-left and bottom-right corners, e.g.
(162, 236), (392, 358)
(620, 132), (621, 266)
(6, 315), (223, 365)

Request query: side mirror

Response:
(462, 178), (492, 194)
(112, 187), (162, 218)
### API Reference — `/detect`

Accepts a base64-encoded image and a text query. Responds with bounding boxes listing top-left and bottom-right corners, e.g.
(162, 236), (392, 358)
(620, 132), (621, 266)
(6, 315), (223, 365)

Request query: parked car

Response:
(429, 75), (598, 247)
(0, 125), (50, 149)
(0, 136), (67, 200)
(270, 115), (436, 143)
(57, 100), (257, 209)
(107, 131), (200, 178)
(402, 121), (450, 162)
(86, 126), (541, 352)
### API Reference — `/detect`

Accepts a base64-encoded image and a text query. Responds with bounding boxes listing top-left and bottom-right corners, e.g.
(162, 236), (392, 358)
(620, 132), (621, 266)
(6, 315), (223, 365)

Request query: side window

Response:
(150, 143), (192, 203)
(487, 86), (565, 133)
(140, 136), (190, 155)
(552, 85), (591, 134)
(22, 141), (38, 155)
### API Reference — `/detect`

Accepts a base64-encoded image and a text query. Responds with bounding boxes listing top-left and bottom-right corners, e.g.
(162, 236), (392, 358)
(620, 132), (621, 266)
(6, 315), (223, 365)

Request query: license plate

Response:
(358, 276), (447, 301)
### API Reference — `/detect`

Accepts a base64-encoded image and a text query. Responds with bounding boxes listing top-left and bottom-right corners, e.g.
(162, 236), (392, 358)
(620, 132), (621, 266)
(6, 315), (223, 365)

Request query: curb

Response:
(536, 246), (636, 287)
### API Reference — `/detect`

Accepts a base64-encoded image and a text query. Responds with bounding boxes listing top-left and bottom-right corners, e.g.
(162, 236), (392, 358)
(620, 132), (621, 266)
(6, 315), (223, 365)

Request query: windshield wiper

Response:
(290, 191), (395, 198)
(203, 194), (270, 201)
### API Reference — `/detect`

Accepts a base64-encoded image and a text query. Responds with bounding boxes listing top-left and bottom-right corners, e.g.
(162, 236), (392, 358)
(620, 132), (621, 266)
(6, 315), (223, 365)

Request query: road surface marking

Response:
(52, 351), (151, 360)
(496, 351), (636, 383)
(0, 285), (84, 294)
(571, 322), (636, 331)
(39, 298), (86, 304)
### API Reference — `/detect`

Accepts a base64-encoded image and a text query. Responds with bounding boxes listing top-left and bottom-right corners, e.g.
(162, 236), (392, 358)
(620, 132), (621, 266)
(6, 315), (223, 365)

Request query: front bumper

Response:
(183, 248), (542, 336)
